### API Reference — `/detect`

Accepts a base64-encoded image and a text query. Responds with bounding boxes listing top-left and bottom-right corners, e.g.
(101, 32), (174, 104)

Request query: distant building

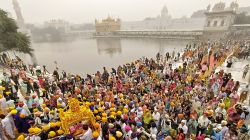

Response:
(201, 1), (250, 40)
(95, 16), (121, 33)
(204, 2), (236, 32)
(122, 5), (172, 31)
(161, 5), (171, 19)
(44, 19), (70, 32)
(191, 10), (206, 18)
(121, 5), (205, 31)
(93, 2), (250, 40)
(121, 3), (250, 32)
(191, 2), (250, 18)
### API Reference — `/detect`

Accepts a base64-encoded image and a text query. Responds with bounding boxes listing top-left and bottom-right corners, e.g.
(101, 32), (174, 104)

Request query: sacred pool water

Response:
(21, 38), (191, 76)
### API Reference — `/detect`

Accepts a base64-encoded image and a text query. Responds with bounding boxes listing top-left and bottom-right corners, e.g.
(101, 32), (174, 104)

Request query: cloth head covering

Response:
(125, 125), (131, 132)
(116, 131), (123, 138)
(136, 122), (142, 127)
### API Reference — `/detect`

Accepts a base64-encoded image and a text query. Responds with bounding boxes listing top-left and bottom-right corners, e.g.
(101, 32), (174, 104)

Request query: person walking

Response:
(242, 64), (249, 79)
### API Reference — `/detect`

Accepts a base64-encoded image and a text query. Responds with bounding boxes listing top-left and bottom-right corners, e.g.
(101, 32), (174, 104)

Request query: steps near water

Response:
(216, 58), (250, 85)
(216, 58), (250, 106)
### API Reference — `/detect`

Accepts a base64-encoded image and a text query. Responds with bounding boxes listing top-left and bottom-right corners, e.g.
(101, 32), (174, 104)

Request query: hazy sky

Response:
(1, 0), (250, 24)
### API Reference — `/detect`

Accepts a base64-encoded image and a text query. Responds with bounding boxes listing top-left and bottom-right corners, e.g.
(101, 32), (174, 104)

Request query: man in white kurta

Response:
(79, 126), (93, 140)
(0, 95), (7, 115)
(1, 114), (16, 139)
(152, 109), (160, 127)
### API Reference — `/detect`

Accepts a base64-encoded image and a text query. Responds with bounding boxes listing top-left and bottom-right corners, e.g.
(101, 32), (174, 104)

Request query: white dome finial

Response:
(161, 5), (168, 18)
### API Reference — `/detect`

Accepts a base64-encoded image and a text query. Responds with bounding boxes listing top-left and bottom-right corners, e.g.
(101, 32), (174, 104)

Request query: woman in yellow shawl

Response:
(143, 109), (153, 129)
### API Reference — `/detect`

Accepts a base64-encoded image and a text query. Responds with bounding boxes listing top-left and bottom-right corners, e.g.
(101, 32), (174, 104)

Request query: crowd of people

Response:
(0, 40), (249, 140)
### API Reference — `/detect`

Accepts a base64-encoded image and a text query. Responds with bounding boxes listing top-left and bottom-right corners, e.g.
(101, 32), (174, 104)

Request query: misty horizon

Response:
(1, 0), (250, 24)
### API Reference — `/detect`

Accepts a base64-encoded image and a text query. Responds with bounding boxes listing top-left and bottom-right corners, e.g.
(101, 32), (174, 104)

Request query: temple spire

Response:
(12, 0), (25, 29)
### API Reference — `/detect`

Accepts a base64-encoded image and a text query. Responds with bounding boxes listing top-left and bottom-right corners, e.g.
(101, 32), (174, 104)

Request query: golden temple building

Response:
(95, 16), (121, 33)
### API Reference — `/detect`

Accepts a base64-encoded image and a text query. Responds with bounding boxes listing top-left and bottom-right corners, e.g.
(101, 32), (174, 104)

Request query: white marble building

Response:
(121, 5), (206, 31)
(204, 2), (237, 32)
(121, 2), (250, 32)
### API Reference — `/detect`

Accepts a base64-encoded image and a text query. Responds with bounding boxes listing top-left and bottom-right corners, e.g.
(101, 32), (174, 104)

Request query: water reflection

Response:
(96, 38), (121, 57)
(17, 38), (191, 75)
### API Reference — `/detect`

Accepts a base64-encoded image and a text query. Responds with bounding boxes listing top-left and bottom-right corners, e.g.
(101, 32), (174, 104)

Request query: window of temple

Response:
(213, 21), (218, 27)
(221, 20), (225, 26)
(207, 21), (211, 27)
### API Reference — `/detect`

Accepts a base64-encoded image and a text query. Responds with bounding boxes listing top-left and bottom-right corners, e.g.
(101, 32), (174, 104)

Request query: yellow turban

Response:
(220, 103), (225, 108)
(56, 121), (62, 127)
(119, 94), (123, 98)
(11, 109), (17, 115)
(19, 114), (26, 118)
(44, 107), (50, 113)
(110, 108), (115, 112)
(98, 107), (104, 112)
(57, 129), (64, 135)
(0, 86), (5, 91)
(110, 111), (116, 116)
(33, 108), (38, 112)
(42, 125), (50, 131)
(94, 122), (100, 129)
(5, 92), (11, 95)
(86, 102), (91, 106)
(41, 104), (46, 108)
(34, 127), (42, 134)
(57, 103), (62, 108)
(170, 102), (175, 107)
(16, 134), (25, 140)
(92, 131), (99, 138)
(48, 131), (56, 138)
(50, 122), (57, 128)
(117, 111), (122, 116)
(116, 131), (123, 138)
(102, 117), (107, 123)
(109, 136), (116, 140)
(28, 128), (35, 134)
(96, 115), (101, 121)
(123, 108), (128, 113)
(207, 110), (214, 117)
(94, 109), (98, 114)
(50, 110), (55, 114)
(102, 113), (107, 117)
